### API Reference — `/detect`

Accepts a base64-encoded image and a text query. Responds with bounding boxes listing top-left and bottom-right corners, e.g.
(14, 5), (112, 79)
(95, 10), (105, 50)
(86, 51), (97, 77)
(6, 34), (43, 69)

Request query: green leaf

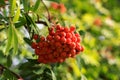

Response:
(23, 37), (31, 45)
(24, 14), (39, 33)
(7, 55), (12, 67)
(3, 69), (17, 80)
(0, 28), (5, 32)
(12, 27), (18, 55)
(15, 17), (26, 28)
(5, 25), (13, 55)
(0, 0), (5, 6)
(79, 30), (85, 36)
(32, 0), (41, 12)
(13, 6), (20, 23)
(22, 0), (29, 12)
(50, 69), (56, 80)
(10, 0), (16, 16)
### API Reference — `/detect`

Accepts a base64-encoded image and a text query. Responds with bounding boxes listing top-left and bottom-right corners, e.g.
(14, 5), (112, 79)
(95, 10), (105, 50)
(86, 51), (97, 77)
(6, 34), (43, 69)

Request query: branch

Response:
(0, 64), (23, 80)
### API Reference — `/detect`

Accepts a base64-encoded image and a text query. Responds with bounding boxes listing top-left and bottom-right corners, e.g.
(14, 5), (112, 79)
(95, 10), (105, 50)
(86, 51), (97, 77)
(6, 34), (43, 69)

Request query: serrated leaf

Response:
(5, 25), (13, 55)
(12, 27), (18, 55)
(50, 69), (56, 80)
(13, 6), (20, 23)
(32, 0), (41, 12)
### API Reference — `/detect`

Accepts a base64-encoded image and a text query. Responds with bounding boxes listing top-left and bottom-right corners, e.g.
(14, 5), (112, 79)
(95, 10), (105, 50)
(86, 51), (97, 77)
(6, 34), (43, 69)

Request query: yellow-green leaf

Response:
(10, 0), (16, 16)
(13, 6), (20, 23)
(50, 69), (56, 80)
(12, 26), (18, 55)
(5, 25), (13, 55)
(32, 0), (41, 12)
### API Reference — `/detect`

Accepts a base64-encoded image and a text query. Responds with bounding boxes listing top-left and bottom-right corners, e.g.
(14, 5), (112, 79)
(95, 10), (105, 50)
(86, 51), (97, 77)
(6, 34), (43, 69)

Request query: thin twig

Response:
(0, 64), (23, 80)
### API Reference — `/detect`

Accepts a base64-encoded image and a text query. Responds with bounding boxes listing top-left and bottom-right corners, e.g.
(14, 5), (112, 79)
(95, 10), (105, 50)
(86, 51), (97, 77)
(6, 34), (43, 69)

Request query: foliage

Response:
(0, 0), (120, 80)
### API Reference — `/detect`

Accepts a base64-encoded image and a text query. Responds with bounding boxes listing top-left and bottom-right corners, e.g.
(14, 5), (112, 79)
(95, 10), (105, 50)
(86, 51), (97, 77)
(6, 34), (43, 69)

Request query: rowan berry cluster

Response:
(31, 25), (84, 64)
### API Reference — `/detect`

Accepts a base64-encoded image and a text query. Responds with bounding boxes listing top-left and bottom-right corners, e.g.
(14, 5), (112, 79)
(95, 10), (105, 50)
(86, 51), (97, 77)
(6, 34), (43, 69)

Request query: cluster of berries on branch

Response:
(31, 24), (84, 64)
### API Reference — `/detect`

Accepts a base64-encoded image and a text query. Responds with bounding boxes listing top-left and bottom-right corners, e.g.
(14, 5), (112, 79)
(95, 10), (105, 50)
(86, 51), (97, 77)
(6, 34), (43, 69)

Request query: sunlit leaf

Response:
(5, 25), (13, 55)
(50, 69), (56, 80)
(10, 0), (16, 16)
(32, 0), (41, 12)
(22, 0), (29, 12)
(12, 27), (18, 55)
(13, 6), (20, 23)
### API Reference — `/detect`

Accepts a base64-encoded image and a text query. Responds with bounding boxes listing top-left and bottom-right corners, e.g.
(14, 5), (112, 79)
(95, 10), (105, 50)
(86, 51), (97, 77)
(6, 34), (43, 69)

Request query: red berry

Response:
(60, 32), (66, 37)
(64, 47), (69, 52)
(70, 49), (76, 56)
(48, 27), (54, 32)
(40, 36), (45, 41)
(75, 33), (80, 37)
(70, 26), (75, 32)
(60, 52), (67, 58)
(33, 34), (39, 40)
(35, 48), (40, 55)
(54, 35), (61, 41)
(66, 33), (72, 38)
(71, 36), (77, 42)
(31, 42), (37, 49)
(47, 35), (52, 41)
(77, 37), (81, 42)
(56, 25), (61, 30)
(66, 38), (72, 44)
(64, 27), (69, 32)
(60, 37), (66, 43)
(70, 42), (76, 49)
(53, 52), (59, 57)
(55, 42), (61, 47)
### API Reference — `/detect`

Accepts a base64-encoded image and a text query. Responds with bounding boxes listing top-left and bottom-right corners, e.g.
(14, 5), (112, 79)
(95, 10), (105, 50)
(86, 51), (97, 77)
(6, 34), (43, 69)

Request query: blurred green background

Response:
(0, 0), (120, 80)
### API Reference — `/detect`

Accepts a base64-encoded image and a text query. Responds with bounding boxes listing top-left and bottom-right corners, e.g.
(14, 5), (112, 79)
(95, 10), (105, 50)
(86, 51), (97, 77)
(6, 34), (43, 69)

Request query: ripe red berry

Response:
(77, 37), (81, 42)
(66, 33), (72, 38)
(60, 32), (66, 37)
(48, 27), (54, 32)
(54, 35), (61, 41)
(33, 34), (39, 40)
(70, 26), (75, 32)
(35, 48), (40, 55)
(70, 42), (76, 49)
(47, 35), (52, 41)
(75, 33), (80, 37)
(56, 25), (61, 30)
(40, 36), (45, 41)
(60, 52), (66, 58)
(60, 37), (66, 43)
(31, 42), (37, 49)
(64, 27), (69, 32)
(66, 38), (72, 44)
